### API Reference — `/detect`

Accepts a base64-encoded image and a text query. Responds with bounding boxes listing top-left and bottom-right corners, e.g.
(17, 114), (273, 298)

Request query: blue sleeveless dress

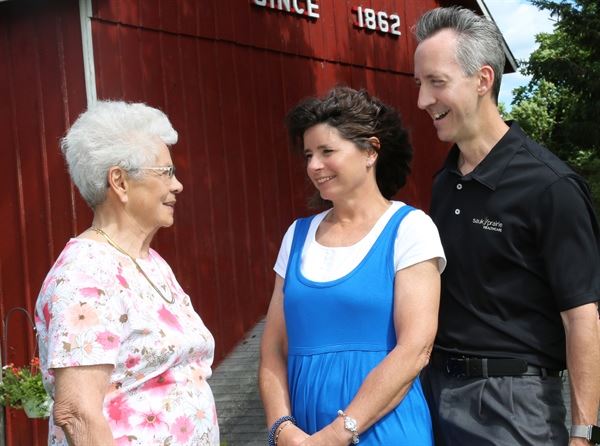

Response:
(283, 205), (433, 445)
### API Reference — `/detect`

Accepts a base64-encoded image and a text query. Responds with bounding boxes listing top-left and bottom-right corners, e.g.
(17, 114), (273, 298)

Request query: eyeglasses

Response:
(135, 165), (176, 178)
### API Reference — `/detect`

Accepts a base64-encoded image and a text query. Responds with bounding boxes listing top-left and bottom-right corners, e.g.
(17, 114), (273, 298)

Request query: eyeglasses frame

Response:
(134, 165), (176, 179)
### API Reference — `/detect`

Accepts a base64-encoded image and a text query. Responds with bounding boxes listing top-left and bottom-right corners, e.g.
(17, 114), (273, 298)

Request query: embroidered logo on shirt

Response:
(472, 217), (503, 232)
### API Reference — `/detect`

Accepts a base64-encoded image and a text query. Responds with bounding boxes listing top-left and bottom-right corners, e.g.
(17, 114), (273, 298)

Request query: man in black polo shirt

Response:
(413, 6), (600, 446)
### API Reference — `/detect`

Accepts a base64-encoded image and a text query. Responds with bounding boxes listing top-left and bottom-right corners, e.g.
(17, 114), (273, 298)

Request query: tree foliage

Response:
(509, 80), (561, 146)
(510, 0), (600, 159)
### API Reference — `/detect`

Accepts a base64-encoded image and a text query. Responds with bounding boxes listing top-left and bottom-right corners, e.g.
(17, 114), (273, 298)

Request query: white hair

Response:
(61, 101), (178, 208)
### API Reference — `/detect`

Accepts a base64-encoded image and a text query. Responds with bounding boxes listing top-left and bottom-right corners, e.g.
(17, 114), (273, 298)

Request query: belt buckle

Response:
(446, 356), (467, 377)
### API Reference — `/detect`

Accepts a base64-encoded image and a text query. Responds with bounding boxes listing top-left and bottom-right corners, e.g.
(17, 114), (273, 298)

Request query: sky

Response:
(484, 0), (556, 108)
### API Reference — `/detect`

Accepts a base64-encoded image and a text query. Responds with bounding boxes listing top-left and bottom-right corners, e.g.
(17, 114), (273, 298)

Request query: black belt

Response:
(430, 350), (562, 378)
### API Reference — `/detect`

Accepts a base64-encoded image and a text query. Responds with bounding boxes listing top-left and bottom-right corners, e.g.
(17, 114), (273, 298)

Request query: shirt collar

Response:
(436, 121), (525, 190)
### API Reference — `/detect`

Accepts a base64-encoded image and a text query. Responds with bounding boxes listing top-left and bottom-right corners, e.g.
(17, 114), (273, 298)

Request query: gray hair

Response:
(61, 101), (178, 208)
(414, 6), (505, 103)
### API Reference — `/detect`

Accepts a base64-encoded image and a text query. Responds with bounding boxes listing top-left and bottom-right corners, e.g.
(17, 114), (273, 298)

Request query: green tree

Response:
(507, 0), (600, 213)
(515, 0), (600, 158)
(507, 79), (561, 147)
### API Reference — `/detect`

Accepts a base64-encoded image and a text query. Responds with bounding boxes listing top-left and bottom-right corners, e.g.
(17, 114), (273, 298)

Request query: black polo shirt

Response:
(430, 122), (600, 370)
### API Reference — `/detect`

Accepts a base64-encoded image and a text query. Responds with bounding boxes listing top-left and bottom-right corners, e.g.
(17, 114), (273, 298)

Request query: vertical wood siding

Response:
(0, 1), (89, 444)
(0, 0), (472, 443)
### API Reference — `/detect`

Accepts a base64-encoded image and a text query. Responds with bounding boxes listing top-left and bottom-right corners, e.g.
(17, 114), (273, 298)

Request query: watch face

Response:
(345, 417), (357, 431)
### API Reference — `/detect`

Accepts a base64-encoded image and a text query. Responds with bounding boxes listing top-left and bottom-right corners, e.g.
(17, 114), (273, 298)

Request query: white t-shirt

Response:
(274, 201), (446, 282)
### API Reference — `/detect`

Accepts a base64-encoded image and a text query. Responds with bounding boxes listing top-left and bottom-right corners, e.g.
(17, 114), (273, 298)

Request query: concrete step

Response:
(210, 320), (267, 446)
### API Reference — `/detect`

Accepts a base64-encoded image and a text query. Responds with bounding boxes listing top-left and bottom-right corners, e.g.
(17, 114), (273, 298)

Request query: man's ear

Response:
(477, 65), (495, 97)
(107, 166), (129, 204)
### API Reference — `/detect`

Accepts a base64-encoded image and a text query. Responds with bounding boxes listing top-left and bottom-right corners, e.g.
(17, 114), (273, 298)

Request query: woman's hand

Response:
(299, 420), (352, 446)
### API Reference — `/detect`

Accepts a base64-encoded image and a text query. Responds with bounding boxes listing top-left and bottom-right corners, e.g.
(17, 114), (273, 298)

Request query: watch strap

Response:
(571, 425), (600, 444)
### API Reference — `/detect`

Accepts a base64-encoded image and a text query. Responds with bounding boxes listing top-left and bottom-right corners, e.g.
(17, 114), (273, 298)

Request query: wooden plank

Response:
(214, 0), (235, 41)
(117, 25), (145, 101)
(178, 0), (197, 36)
(214, 42), (247, 351)
(93, 0), (121, 23)
(269, 54), (296, 247)
(7, 6), (47, 345)
(50, 0), (89, 253)
(232, 47), (266, 323)
(306, 3), (325, 59)
(191, 40), (222, 345)
(0, 0), (86, 443)
(35, 6), (71, 264)
(153, 31), (185, 279)
(251, 51), (286, 286)
(140, 0), (161, 30)
(196, 40), (232, 358)
(119, 0), (141, 27)
(91, 20), (123, 99)
(138, 27), (165, 108)
(318, 0), (336, 61)
(159, 0), (178, 34)
(177, 36), (219, 334)
(0, 0), (28, 383)
(195, 0), (216, 39)
(278, 54), (315, 223)
(246, 1), (268, 49)
(232, 0), (251, 45)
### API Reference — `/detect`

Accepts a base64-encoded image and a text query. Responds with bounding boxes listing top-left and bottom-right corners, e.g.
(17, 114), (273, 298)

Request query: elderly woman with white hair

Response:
(34, 101), (219, 446)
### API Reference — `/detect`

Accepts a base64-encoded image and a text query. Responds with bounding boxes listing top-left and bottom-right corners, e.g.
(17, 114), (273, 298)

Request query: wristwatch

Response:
(570, 425), (600, 444)
(337, 410), (360, 444)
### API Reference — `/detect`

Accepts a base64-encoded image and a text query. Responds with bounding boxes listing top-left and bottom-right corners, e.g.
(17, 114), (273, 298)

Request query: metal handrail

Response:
(2, 307), (37, 366)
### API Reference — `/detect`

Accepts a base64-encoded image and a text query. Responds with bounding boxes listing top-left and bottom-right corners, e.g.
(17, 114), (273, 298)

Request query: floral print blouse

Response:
(35, 238), (219, 445)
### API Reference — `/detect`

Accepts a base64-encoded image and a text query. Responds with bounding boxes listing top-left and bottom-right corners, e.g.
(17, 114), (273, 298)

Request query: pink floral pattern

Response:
(96, 330), (120, 350)
(172, 416), (194, 443)
(35, 238), (219, 445)
(158, 304), (184, 332)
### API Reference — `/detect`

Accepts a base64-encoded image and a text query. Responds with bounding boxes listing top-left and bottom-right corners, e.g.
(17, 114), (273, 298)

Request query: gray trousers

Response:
(420, 365), (568, 445)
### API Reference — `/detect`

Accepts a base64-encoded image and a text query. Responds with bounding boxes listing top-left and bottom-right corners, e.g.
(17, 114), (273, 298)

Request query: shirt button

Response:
(454, 209), (461, 215)
(456, 183), (463, 190)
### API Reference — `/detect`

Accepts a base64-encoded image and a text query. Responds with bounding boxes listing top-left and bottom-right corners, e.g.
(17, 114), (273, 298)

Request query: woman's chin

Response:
(320, 192), (340, 204)
(318, 188), (333, 201)
(157, 216), (175, 229)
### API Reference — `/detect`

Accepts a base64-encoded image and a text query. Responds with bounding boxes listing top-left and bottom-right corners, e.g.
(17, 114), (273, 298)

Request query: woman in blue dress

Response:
(259, 87), (446, 446)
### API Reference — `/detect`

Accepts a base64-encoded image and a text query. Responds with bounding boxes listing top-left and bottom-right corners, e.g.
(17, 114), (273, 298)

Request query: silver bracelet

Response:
(337, 409), (360, 444)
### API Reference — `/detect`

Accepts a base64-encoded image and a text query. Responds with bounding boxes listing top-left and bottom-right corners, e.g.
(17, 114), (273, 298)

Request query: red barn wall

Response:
(88, 0), (448, 360)
(0, 0), (454, 443)
(0, 1), (89, 444)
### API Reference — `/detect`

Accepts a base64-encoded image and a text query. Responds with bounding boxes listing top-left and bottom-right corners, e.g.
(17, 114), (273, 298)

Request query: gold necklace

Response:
(90, 227), (175, 304)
